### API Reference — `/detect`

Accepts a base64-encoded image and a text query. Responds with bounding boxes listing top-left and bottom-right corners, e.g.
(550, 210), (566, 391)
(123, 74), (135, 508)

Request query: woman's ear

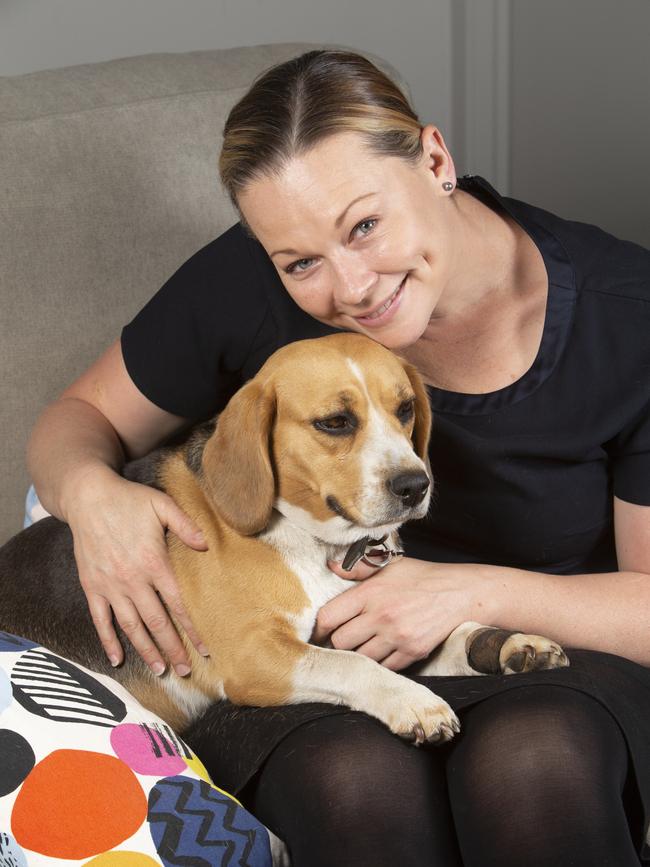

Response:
(419, 124), (457, 189)
(399, 357), (433, 476)
(200, 379), (276, 534)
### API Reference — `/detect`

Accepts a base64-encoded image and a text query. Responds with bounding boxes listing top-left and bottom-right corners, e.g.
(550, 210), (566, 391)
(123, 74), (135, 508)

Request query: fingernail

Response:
(109, 655), (120, 668)
(175, 664), (191, 677)
(198, 643), (210, 657)
(151, 662), (166, 676)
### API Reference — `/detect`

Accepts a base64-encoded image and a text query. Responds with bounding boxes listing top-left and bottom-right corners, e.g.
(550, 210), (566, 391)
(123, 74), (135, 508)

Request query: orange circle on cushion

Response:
(12, 750), (147, 859)
(84, 853), (160, 866)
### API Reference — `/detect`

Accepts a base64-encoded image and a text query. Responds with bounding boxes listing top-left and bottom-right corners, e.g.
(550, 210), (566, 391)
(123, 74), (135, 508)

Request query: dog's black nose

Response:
(387, 472), (430, 508)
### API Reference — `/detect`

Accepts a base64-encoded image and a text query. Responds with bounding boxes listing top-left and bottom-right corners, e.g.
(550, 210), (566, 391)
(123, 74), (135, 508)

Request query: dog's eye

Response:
(313, 413), (357, 436)
(397, 399), (415, 424)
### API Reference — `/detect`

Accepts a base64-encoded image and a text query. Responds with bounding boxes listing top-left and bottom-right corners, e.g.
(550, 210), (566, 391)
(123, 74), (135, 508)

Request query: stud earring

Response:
(442, 181), (454, 192)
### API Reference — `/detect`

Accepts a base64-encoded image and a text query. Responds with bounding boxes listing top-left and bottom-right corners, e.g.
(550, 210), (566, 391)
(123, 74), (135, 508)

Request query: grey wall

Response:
(0, 0), (454, 147)
(511, 0), (650, 247)
(2, 0), (648, 246)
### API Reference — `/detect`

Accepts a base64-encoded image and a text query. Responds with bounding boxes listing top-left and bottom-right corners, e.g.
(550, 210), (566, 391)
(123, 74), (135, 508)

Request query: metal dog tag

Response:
(341, 535), (404, 571)
(341, 536), (371, 571)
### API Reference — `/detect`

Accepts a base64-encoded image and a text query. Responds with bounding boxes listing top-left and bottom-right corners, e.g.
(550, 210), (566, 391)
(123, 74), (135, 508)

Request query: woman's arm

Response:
(481, 496), (650, 666)
(27, 338), (209, 674)
(317, 497), (650, 669)
(28, 338), (187, 518)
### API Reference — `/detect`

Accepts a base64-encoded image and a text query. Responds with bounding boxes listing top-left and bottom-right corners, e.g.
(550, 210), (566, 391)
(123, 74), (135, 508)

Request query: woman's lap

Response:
(184, 650), (650, 864)
(240, 712), (463, 867)
(238, 685), (642, 866)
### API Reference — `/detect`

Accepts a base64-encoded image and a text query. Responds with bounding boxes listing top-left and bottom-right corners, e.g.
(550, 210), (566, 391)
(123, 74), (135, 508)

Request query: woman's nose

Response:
(330, 252), (376, 306)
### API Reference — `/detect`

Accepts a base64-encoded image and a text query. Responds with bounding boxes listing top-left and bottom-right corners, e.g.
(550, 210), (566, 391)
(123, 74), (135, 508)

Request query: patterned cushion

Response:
(0, 631), (285, 866)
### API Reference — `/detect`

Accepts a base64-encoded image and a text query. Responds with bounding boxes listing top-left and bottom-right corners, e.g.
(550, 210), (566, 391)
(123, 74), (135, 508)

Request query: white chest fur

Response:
(258, 510), (357, 642)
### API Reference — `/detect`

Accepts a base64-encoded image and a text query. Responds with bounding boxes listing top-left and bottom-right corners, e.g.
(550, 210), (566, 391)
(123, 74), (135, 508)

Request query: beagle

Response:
(0, 333), (568, 742)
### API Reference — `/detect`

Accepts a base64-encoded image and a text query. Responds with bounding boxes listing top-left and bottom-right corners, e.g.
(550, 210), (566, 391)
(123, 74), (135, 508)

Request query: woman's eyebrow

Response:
(269, 192), (378, 258)
(334, 192), (378, 228)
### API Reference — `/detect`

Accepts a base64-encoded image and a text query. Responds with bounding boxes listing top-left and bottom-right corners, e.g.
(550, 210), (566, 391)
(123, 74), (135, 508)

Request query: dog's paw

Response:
(366, 681), (460, 745)
(499, 633), (569, 674)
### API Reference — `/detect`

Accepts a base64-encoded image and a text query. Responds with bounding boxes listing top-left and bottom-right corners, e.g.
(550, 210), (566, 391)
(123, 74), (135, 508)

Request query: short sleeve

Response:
(121, 223), (276, 420)
(607, 392), (650, 506)
(608, 396), (650, 506)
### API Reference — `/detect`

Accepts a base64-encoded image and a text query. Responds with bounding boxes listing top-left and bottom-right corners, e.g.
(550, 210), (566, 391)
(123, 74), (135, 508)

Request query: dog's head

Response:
(198, 333), (432, 543)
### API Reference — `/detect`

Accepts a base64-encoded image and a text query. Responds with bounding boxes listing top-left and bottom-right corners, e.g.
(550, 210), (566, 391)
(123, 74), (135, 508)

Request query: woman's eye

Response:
(313, 414), (357, 435)
(286, 257), (315, 275)
(397, 399), (415, 423)
(354, 218), (377, 238)
(284, 220), (377, 275)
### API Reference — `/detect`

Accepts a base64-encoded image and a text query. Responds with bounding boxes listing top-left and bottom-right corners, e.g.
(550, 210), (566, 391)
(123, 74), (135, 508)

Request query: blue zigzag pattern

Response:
(148, 775), (272, 867)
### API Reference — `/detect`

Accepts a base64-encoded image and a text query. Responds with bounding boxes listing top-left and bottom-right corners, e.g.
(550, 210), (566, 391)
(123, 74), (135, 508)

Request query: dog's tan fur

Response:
(161, 451), (311, 708)
(0, 332), (569, 745)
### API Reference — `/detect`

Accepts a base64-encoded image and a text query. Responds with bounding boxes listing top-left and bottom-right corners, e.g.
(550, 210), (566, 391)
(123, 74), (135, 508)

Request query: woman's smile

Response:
(351, 275), (408, 328)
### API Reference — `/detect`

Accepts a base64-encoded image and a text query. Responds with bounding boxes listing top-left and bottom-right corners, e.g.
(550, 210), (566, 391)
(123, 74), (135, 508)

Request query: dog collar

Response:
(341, 535), (405, 571)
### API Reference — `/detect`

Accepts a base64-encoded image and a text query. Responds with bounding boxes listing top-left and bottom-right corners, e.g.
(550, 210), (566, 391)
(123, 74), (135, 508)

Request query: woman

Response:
(27, 50), (650, 865)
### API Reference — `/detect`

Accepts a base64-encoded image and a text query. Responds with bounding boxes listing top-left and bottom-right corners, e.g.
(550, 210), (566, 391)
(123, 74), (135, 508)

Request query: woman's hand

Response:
(313, 556), (487, 671)
(65, 466), (209, 677)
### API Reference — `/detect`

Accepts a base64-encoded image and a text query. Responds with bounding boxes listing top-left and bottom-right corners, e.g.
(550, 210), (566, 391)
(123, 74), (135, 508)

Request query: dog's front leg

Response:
(411, 621), (569, 677)
(291, 644), (459, 745)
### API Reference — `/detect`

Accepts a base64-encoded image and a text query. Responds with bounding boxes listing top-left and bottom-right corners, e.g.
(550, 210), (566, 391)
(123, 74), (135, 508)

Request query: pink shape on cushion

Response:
(110, 723), (186, 776)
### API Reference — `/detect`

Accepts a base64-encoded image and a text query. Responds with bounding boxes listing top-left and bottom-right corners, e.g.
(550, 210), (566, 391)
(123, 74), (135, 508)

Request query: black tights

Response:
(239, 686), (643, 866)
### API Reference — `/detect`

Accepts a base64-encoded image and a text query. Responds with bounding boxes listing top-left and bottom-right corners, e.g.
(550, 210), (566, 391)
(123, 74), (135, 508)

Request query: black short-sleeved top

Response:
(122, 175), (650, 576)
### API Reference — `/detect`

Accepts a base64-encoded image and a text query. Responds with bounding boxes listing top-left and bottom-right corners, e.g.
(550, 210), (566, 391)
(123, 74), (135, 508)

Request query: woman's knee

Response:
(448, 684), (628, 792)
(249, 712), (440, 817)
(243, 711), (462, 866)
(445, 686), (638, 866)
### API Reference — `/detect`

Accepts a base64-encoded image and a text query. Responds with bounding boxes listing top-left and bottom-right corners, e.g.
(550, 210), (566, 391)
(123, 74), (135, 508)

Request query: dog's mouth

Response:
(325, 495), (356, 524)
(325, 492), (428, 531)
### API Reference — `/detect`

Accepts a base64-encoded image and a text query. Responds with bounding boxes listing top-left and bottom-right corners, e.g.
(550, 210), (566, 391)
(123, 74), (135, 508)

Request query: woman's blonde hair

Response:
(219, 50), (423, 229)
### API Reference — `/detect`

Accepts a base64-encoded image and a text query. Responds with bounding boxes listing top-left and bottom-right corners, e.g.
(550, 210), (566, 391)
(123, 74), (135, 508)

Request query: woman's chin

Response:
(370, 317), (430, 350)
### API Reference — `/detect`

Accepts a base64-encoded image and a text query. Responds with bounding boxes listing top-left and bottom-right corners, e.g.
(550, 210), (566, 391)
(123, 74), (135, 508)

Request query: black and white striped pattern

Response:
(11, 649), (127, 727)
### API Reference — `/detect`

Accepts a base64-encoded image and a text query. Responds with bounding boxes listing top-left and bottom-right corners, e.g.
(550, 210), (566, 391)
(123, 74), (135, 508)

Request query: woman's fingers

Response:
(87, 593), (123, 668)
(154, 494), (208, 552)
(128, 587), (193, 676)
(110, 594), (170, 676)
(151, 494), (210, 656)
(89, 584), (193, 678)
(327, 558), (381, 581)
(71, 478), (210, 673)
(327, 611), (376, 651)
(378, 650), (414, 672)
(78, 543), (189, 675)
(154, 570), (210, 658)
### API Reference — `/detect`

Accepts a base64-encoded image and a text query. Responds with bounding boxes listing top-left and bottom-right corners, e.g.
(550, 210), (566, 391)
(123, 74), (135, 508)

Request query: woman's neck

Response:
(433, 189), (525, 322)
(402, 192), (549, 394)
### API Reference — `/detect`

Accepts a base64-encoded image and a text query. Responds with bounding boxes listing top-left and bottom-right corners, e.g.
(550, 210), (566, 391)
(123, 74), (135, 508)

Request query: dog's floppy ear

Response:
(200, 379), (276, 535)
(399, 358), (433, 472)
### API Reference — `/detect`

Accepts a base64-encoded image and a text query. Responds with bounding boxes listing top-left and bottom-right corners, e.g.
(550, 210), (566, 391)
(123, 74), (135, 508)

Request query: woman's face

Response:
(237, 126), (458, 350)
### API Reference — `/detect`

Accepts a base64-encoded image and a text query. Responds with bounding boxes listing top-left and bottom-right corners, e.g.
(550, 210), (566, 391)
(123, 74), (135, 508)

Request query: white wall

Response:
(0, 0), (454, 148)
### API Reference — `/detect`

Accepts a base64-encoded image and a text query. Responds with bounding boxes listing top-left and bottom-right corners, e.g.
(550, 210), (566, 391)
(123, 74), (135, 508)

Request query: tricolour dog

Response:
(0, 333), (568, 742)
